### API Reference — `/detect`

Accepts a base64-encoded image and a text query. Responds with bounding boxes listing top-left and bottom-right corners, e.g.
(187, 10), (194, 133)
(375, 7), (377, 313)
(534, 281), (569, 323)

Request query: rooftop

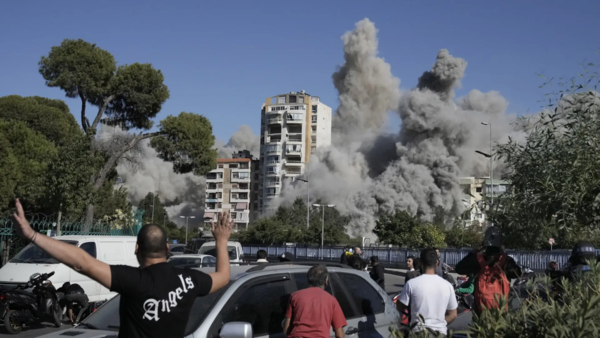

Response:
(217, 158), (251, 163)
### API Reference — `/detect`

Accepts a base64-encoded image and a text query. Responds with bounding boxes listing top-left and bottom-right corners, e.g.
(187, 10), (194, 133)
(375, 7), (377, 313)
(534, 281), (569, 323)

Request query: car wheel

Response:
(4, 310), (23, 334)
(52, 302), (63, 327)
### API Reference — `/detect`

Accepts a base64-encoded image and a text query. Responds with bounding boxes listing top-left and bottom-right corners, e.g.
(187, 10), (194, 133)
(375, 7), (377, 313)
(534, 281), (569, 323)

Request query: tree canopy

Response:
(373, 210), (446, 248)
(493, 66), (600, 249)
(240, 198), (354, 245)
(38, 39), (217, 224)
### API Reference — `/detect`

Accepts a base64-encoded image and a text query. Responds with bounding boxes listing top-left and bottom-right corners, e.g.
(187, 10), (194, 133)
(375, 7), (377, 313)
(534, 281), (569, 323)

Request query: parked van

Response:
(0, 236), (138, 302)
(198, 241), (244, 264)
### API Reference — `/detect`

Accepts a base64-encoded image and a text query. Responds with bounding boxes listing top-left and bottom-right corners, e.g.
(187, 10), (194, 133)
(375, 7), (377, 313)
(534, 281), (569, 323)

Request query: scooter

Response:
(0, 272), (62, 334)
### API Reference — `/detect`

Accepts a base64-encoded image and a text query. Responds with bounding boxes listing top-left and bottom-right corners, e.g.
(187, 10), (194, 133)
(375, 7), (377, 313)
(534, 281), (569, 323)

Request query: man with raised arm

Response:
(12, 198), (232, 338)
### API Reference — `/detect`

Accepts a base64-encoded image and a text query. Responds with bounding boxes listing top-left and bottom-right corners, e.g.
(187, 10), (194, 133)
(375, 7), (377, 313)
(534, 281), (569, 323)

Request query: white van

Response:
(0, 236), (138, 302)
(198, 241), (244, 264)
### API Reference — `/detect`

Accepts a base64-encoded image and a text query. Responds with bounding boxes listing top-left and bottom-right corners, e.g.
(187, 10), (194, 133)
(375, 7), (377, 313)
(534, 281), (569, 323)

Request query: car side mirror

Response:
(220, 322), (253, 338)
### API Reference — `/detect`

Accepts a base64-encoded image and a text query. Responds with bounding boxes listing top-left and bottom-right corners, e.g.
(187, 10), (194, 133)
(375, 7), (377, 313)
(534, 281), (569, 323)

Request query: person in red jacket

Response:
(283, 265), (347, 338)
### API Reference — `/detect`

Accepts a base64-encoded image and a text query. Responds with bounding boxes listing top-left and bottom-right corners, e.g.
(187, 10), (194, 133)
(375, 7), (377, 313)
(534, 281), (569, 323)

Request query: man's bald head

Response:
(137, 224), (168, 259)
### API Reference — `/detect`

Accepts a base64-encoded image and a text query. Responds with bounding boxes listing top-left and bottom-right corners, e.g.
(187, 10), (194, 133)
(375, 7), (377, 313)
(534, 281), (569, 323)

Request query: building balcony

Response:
(231, 186), (249, 192)
(266, 171), (280, 176)
(234, 218), (249, 223)
(268, 117), (282, 125)
(265, 148), (281, 154)
(287, 134), (303, 142)
(206, 186), (219, 192)
(265, 181), (280, 187)
(266, 192), (279, 198)
(284, 160), (302, 166)
(230, 197), (250, 203)
(285, 170), (302, 177)
(231, 177), (251, 183)
(266, 159), (280, 165)
(206, 176), (223, 182)
(285, 148), (302, 155)
(286, 118), (303, 124)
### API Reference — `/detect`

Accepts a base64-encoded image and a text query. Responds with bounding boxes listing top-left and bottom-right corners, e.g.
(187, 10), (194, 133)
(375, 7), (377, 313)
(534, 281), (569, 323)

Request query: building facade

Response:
(459, 177), (511, 226)
(258, 91), (332, 214)
(204, 152), (259, 229)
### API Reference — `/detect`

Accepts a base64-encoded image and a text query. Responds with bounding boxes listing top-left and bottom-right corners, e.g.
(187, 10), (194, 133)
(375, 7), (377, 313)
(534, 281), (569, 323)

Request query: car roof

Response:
(196, 262), (356, 281)
(53, 235), (137, 241)
(169, 254), (213, 259)
(200, 241), (241, 247)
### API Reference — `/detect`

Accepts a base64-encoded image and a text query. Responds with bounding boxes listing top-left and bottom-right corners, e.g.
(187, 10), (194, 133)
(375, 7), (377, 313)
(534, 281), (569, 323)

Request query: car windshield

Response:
(82, 283), (230, 334)
(199, 246), (237, 260)
(10, 241), (78, 264)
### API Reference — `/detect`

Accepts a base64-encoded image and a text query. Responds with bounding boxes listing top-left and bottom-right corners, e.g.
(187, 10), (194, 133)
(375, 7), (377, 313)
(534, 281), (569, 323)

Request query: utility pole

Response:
(312, 204), (335, 250)
(179, 215), (195, 244)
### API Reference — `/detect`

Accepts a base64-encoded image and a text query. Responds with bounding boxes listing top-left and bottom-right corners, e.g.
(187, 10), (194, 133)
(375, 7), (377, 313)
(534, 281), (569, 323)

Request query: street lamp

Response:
(179, 215), (196, 244)
(313, 204), (335, 249)
(480, 122), (493, 206)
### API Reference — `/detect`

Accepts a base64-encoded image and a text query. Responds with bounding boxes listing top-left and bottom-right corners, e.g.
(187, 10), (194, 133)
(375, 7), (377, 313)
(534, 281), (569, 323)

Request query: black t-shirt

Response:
(110, 262), (213, 338)
(57, 283), (84, 295)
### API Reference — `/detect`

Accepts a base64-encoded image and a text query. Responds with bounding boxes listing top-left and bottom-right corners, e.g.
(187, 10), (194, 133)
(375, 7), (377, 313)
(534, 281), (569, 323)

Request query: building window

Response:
(289, 95), (297, 103)
(218, 164), (224, 168)
(286, 144), (302, 153)
(240, 163), (249, 169)
(229, 163), (238, 168)
(298, 96), (304, 103)
(475, 187), (482, 193)
(271, 106), (286, 111)
(288, 113), (303, 121)
(311, 115), (317, 123)
(277, 96), (286, 104)
(233, 172), (250, 179)
(254, 174), (259, 179)
(254, 183), (259, 190)
(312, 105), (317, 114)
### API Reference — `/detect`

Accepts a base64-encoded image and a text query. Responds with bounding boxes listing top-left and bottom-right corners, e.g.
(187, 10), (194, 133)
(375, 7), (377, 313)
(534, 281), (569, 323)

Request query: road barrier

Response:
(242, 245), (588, 271)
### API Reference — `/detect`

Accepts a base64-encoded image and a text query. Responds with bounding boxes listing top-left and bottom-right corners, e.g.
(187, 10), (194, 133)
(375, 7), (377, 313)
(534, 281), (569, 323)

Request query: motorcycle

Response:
(0, 272), (62, 334)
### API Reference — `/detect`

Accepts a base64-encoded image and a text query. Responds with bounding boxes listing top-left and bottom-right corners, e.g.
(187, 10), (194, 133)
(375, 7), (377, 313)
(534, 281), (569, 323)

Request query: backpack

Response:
(473, 253), (510, 314)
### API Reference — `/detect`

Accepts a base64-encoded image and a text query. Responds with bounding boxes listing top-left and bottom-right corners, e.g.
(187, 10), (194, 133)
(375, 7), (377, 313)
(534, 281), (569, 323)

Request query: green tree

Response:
(0, 95), (80, 146)
(494, 65), (600, 249)
(373, 210), (424, 248)
(445, 220), (484, 248)
(39, 39), (217, 224)
(0, 120), (58, 213)
(137, 192), (168, 226)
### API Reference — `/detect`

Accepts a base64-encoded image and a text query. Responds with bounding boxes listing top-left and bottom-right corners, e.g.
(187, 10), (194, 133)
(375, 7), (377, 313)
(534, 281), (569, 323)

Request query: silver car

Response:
(37, 263), (399, 338)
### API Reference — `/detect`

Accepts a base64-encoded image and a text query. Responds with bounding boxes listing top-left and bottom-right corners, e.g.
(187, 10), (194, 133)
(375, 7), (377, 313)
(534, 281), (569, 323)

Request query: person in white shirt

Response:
(397, 248), (458, 337)
(256, 250), (269, 264)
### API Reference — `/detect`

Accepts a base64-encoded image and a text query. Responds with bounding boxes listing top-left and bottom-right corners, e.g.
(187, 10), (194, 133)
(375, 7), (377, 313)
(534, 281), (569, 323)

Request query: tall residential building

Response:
(258, 90), (332, 214)
(204, 151), (260, 229)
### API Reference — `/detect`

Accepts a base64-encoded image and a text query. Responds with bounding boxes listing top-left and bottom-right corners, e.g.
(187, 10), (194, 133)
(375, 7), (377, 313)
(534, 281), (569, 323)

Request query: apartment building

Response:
(204, 151), (259, 229)
(258, 90), (332, 214)
(459, 176), (511, 226)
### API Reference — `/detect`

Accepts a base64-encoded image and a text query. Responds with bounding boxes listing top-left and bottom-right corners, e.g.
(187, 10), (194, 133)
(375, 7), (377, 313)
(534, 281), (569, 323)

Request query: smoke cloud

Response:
(97, 125), (206, 227)
(277, 18), (528, 238)
(215, 125), (260, 159)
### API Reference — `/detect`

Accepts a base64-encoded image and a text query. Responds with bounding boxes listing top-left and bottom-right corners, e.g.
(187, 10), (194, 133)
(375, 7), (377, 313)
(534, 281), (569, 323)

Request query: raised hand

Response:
(211, 211), (233, 242)
(12, 199), (35, 240)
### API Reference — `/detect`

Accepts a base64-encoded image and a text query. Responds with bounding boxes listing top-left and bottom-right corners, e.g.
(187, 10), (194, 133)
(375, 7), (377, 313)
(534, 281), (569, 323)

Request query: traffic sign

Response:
(548, 238), (555, 245)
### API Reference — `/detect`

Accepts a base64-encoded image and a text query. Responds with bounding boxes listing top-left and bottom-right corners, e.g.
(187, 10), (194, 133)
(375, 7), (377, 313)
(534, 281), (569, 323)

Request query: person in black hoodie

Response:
(369, 256), (385, 289)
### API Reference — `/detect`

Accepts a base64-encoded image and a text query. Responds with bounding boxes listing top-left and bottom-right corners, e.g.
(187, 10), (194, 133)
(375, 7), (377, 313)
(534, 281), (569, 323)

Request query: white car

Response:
(198, 241), (245, 264)
(167, 254), (216, 268)
(37, 262), (400, 338)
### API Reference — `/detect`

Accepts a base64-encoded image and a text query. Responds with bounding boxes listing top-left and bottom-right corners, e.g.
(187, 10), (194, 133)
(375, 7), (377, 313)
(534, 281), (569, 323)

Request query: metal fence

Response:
(0, 214), (143, 267)
(242, 245), (582, 271)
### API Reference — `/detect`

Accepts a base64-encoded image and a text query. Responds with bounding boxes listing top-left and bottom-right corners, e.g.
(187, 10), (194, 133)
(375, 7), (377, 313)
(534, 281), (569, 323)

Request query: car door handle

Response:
(345, 326), (359, 335)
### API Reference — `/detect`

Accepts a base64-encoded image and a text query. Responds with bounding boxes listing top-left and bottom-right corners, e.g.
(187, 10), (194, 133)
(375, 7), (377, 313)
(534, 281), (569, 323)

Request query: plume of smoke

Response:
(215, 125), (260, 159)
(97, 125), (206, 227)
(277, 20), (529, 239)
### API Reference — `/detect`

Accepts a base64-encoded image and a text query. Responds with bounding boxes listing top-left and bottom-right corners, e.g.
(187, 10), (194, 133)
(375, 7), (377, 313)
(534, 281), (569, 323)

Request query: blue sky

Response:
(1, 1), (598, 141)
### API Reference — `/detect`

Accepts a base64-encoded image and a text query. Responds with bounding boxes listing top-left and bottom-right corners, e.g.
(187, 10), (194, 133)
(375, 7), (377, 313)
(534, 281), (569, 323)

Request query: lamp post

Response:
(312, 204), (335, 250)
(480, 122), (493, 206)
(179, 215), (196, 244)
